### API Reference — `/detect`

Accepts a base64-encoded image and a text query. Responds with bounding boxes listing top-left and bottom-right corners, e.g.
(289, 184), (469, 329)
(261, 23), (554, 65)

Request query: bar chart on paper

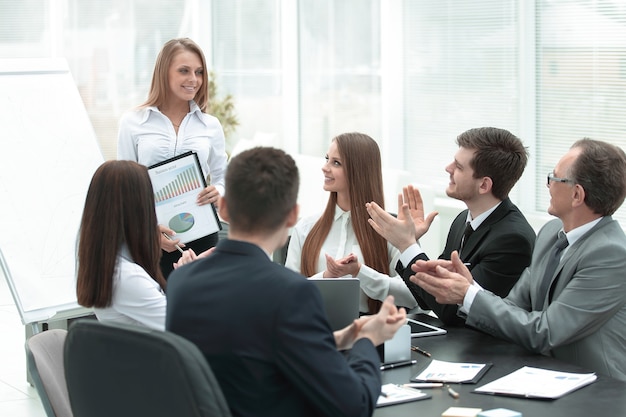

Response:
(153, 166), (202, 204)
(148, 152), (220, 244)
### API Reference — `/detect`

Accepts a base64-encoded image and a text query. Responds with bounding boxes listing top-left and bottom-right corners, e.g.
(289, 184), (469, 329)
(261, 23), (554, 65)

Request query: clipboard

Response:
(148, 151), (221, 244)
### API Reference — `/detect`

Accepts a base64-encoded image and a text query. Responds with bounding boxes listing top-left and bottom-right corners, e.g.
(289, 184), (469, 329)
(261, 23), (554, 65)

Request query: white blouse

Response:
(94, 249), (166, 331)
(285, 206), (417, 312)
(117, 100), (228, 196)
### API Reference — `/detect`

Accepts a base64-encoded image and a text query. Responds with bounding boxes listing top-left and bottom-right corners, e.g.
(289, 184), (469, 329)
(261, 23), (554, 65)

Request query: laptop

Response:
(309, 278), (360, 331)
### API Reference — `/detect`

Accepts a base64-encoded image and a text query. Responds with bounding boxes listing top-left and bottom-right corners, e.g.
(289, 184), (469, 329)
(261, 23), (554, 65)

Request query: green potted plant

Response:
(207, 71), (239, 151)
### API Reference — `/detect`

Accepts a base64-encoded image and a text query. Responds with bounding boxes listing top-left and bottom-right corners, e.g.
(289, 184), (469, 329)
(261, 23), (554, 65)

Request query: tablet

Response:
(406, 318), (447, 338)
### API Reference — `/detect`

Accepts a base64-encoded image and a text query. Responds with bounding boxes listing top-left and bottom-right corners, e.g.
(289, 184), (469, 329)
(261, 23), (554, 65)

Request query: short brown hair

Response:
(456, 127), (528, 200)
(225, 147), (299, 234)
(568, 138), (626, 216)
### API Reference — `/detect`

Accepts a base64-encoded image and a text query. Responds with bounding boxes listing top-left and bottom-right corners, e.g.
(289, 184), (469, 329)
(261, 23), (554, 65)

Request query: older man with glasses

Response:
(409, 138), (626, 382)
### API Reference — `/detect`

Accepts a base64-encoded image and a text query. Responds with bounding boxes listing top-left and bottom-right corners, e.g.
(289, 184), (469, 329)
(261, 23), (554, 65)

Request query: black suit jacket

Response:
(398, 198), (535, 325)
(166, 239), (381, 417)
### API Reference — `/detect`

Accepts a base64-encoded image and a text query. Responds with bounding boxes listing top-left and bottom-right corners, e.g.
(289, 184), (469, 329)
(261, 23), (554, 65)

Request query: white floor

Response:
(0, 277), (46, 417)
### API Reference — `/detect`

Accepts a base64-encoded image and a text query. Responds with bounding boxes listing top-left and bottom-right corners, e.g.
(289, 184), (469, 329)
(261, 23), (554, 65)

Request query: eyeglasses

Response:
(547, 172), (574, 186)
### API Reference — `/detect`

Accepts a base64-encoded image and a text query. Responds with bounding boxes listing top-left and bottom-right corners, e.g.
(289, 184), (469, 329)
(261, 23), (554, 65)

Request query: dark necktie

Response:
(537, 231), (569, 309)
(459, 222), (473, 254)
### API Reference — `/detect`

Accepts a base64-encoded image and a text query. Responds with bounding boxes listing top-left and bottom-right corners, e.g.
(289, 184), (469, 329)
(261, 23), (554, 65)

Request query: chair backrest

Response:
(25, 329), (73, 417)
(64, 320), (232, 417)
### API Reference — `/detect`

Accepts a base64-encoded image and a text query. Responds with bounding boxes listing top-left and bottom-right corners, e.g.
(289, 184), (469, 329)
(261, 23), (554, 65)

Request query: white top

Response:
(117, 100), (228, 196)
(94, 248), (166, 331)
(285, 206), (417, 312)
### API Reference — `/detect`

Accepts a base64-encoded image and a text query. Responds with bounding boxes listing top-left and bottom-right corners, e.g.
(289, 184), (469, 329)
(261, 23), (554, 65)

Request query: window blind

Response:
(402, 0), (520, 192)
(536, 0), (626, 224)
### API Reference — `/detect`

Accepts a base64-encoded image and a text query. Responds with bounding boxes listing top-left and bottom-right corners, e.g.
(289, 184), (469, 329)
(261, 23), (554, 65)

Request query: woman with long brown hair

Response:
(76, 160), (167, 330)
(285, 132), (416, 314)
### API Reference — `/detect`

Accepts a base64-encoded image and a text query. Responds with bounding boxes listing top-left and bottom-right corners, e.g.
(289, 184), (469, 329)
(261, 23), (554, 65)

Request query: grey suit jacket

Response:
(467, 216), (626, 381)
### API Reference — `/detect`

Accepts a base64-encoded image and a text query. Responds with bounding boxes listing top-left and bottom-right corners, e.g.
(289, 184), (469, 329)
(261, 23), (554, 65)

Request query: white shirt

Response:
(285, 206), (417, 312)
(94, 249), (166, 331)
(117, 100), (228, 196)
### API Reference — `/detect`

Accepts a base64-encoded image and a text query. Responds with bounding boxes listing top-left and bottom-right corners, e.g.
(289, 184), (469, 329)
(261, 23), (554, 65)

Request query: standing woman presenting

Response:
(285, 132), (417, 314)
(118, 38), (227, 278)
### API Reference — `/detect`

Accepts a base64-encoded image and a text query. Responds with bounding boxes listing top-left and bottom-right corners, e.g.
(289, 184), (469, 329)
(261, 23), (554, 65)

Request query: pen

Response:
(463, 262), (471, 267)
(402, 383), (443, 389)
(162, 232), (184, 254)
(446, 385), (460, 399)
(379, 359), (417, 371)
(411, 345), (432, 357)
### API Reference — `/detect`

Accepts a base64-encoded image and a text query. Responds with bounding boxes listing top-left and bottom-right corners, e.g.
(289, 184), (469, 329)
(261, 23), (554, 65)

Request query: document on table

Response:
(376, 383), (431, 407)
(474, 366), (597, 399)
(411, 359), (492, 383)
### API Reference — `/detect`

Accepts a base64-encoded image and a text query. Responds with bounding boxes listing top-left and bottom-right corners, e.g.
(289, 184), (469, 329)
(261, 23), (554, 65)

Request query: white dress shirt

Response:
(117, 100), (228, 196)
(94, 247), (166, 331)
(285, 206), (417, 312)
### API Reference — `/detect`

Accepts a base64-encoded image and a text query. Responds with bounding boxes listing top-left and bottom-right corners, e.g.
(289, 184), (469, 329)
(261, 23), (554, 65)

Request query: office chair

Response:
(273, 235), (290, 265)
(64, 320), (232, 417)
(218, 220), (229, 242)
(25, 329), (73, 417)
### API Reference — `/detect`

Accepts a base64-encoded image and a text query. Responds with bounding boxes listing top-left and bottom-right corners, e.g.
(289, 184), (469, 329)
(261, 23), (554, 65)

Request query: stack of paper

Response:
(474, 366), (597, 399)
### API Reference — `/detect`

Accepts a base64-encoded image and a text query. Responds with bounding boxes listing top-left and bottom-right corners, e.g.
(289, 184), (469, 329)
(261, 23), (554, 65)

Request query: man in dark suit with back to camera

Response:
(367, 127), (536, 325)
(410, 139), (626, 382)
(166, 146), (407, 417)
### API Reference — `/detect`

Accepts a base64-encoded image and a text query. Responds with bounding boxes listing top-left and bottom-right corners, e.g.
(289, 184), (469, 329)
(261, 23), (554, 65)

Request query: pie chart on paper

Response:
(169, 212), (195, 233)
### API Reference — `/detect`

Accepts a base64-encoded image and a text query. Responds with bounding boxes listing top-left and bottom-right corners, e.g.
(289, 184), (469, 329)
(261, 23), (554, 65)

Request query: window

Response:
(2, 0), (626, 224)
(211, 0), (283, 153)
(536, 0), (626, 223)
(298, 0), (381, 156)
(402, 0), (520, 195)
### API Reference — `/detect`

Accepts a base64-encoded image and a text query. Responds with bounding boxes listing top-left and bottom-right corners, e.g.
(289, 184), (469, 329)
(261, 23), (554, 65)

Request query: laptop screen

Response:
(309, 278), (360, 331)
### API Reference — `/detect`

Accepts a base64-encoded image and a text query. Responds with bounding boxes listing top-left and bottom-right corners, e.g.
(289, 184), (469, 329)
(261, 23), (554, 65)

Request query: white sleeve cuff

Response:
(461, 281), (483, 314)
(399, 243), (424, 269)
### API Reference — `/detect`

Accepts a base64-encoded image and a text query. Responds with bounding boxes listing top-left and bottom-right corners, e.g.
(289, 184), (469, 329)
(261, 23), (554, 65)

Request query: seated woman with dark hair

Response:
(76, 160), (167, 330)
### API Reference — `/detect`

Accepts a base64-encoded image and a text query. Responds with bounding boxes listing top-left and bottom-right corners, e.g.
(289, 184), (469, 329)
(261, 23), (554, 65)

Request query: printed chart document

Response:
(148, 152), (221, 244)
(474, 366), (597, 399)
(411, 359), (492, 384)
(376, 383), (431, 407)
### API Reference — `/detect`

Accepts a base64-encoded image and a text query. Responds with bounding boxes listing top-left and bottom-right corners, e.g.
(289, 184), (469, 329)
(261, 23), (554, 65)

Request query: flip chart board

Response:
(0, 58), (103, 324)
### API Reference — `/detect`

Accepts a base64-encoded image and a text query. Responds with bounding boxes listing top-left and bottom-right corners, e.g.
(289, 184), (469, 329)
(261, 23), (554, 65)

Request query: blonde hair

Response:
(142, 38), (210, 112)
